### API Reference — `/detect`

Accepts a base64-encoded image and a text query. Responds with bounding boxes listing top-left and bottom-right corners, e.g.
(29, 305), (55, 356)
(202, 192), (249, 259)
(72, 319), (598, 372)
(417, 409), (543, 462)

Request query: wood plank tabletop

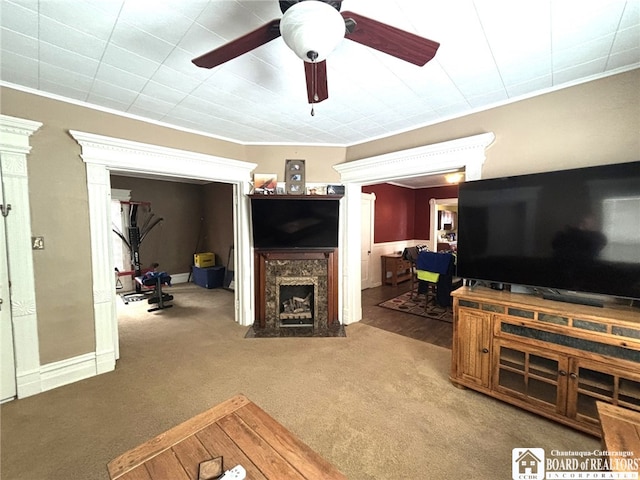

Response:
(596, 402), (640, 473)
(107, 394), (347, 480)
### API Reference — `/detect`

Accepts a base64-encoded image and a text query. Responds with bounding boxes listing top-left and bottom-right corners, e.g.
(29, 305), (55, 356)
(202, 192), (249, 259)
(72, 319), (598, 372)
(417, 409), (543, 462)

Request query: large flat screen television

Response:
(457, 161), (640, 301)
(251, 197), (340, 249)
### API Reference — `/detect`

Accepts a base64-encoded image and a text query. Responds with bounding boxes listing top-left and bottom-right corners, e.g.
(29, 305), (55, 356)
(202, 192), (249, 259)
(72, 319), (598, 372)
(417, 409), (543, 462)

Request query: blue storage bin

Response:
(192, 266), (225, 289)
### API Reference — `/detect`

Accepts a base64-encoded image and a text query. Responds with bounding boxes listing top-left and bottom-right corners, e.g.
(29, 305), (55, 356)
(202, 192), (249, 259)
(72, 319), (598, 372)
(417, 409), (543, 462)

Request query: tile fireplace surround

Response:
(252, 249), (342, 337)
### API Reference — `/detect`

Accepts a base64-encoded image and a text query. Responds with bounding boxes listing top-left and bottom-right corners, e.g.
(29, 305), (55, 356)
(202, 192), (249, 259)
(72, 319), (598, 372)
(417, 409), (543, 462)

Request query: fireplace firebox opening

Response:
(276, 276), (319, 329)
(279, 284), (314, 327)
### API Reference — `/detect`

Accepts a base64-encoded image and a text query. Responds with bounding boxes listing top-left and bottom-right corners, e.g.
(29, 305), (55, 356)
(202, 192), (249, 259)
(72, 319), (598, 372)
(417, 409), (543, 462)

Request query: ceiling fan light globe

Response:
(280, 0), (345, 63)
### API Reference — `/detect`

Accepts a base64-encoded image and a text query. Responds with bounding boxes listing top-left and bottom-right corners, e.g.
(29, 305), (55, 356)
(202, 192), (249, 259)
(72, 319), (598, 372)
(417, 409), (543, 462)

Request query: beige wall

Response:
(347, 69), (640, 178)
(109, 176), (206, 275)
(1, 67), (638, 366)
(244, 144), (344, 184)
(28, 123), (95, 363)
(202, 182), (234, 267)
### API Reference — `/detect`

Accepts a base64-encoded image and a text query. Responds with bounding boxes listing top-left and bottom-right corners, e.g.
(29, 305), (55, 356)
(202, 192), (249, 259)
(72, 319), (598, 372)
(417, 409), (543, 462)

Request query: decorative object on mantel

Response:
(252, 173), (277, 194)
(327, 184), (345, 195)
(245, 323), (346, 338)
(306, 185), (327, 195)
(378, 291), (453, 323)
(285, 159), (305, 194)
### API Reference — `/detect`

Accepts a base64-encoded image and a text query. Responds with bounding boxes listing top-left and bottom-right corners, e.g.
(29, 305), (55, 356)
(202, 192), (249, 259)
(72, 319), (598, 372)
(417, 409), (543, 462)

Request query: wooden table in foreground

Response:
(107, 394), (347, 480)
(596, 402), (640, 473)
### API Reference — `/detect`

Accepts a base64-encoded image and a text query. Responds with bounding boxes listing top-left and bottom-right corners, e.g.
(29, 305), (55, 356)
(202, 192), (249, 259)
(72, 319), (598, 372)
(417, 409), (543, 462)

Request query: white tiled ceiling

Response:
(1, 0), (639, 146)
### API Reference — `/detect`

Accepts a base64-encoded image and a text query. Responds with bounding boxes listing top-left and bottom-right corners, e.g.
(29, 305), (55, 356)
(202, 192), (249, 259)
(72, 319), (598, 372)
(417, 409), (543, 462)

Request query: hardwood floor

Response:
(360, 282), (453, 349)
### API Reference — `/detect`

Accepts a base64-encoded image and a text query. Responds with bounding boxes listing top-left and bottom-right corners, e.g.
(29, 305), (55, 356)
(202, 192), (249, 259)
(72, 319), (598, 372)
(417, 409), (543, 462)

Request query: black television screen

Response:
(251, 198), (340, 249)
(457, 161), (640, 300)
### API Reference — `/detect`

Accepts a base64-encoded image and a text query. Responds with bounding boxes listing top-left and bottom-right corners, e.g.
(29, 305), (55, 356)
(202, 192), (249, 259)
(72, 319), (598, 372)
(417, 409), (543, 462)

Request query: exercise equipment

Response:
(112, 201), (163, 293)
(136, 265), (173, 312)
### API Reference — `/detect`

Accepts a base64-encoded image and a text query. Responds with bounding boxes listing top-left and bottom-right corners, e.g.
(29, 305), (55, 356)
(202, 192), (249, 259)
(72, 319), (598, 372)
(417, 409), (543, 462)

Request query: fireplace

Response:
(254, 248), (339, 333)
(278, 279), (317, 327)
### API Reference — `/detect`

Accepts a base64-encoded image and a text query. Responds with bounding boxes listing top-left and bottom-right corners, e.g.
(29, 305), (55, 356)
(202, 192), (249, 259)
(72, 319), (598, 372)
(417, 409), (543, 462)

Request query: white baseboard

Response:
(39, 352), (98, 393)
(16, 367), (42, 398)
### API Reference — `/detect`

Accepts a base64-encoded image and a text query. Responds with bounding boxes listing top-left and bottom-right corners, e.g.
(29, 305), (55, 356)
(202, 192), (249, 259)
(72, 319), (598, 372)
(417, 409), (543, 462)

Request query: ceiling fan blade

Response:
(192, 19), (281, 69)
(341, 11), (440, 66)
(304, 60), (328, 104)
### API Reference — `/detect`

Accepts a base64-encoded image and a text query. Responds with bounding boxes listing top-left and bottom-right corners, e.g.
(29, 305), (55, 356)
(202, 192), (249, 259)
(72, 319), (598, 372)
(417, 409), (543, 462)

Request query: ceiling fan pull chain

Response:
(310, 60), (318, 115)
(313, 61), (319, 102)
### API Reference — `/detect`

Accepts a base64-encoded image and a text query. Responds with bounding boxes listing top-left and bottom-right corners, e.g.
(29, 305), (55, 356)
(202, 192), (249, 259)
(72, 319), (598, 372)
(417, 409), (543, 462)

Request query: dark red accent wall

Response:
(362, 184), (414, 243)
(362, 184), (459, 243)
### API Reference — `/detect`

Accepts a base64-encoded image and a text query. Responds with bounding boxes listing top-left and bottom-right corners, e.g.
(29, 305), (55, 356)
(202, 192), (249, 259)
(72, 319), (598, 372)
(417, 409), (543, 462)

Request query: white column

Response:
(0, 115), (42, 398)
(85, 163), (117, 374)
(340, 183), (363, 325)
(234, 181), (255, 326)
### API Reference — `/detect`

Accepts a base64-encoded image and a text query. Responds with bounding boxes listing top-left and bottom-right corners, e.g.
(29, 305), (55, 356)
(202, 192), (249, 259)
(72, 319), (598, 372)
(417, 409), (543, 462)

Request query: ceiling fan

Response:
(192, 0), (440, 105)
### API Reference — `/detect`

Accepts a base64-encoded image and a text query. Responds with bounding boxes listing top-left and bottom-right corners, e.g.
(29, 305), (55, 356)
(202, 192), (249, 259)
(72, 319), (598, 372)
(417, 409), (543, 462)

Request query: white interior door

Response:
(0, 180), (16, 402)
(360, 193), (375, 290)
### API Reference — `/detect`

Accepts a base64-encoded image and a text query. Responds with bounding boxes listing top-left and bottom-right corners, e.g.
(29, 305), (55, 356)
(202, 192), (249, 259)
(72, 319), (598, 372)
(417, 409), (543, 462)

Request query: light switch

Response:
(32, 236), (44, 250)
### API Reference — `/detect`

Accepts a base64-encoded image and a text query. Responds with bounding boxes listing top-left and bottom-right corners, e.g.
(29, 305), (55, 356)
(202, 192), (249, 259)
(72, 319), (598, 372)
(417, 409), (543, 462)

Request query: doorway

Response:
(430, 197), (458, 252)
(360, 193), (375, 290)
(335, 132), (495, 325)
(71, 130), (257, 378)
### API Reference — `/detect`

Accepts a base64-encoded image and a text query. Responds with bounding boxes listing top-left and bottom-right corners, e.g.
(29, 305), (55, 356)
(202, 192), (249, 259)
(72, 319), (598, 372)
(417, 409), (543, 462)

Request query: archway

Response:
(335, 133), (495, 324)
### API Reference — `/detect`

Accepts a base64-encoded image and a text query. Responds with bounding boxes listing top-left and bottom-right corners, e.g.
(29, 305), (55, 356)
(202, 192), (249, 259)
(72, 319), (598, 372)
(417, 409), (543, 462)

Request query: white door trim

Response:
(430, 197), (458, 252)
(0, 114), (42, 399)
(360, 193), (375, 290)
(335, 132), (495, 324)
(70, 131), (257, 377)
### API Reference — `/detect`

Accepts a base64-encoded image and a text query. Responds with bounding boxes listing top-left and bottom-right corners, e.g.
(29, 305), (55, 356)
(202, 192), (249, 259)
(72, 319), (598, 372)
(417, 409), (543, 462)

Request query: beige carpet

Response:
(0, 283), (598, 480)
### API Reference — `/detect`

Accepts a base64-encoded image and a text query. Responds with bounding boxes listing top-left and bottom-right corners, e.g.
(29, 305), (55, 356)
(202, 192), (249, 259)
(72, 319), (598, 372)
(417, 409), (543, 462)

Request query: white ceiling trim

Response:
(4, 63), (638, 148)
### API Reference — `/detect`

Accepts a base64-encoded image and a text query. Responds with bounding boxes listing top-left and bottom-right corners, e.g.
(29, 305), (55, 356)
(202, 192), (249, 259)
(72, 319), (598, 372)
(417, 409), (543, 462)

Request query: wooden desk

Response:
(381, 254), (411, 286)
(108, 394), (347, 480)
(596, 402), (640, 473)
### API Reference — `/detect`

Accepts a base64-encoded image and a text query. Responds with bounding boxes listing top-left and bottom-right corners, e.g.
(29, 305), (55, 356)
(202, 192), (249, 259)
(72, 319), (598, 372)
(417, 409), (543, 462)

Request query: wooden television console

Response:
(450, 286), (640, 436)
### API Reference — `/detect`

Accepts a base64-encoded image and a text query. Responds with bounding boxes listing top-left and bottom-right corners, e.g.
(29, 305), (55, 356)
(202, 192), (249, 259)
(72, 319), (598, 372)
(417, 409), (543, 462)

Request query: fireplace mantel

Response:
(253, 248), (339, 332)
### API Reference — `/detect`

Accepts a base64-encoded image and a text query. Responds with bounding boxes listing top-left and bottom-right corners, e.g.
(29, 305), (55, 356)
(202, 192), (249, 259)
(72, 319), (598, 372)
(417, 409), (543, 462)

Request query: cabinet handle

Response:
(482, 348), (489, 354)
(558, 370), (567, 376)
(569, 373), (578, 380)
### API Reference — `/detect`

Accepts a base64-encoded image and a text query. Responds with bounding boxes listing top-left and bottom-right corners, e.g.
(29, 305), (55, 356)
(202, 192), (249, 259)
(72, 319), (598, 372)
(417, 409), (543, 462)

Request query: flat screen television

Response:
(251, 197), (340, 249)
(456, 161), (640, 302)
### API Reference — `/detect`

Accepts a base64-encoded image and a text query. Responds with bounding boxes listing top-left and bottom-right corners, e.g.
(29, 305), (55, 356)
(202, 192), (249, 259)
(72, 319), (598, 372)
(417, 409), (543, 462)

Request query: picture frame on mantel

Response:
(253, 173), (277, 194)
(285, 159), (305, 195)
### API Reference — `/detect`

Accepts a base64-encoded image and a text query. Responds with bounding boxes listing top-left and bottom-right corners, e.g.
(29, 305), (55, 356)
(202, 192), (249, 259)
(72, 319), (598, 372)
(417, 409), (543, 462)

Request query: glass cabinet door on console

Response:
(566, 358), (640, 428)
(455, 308), (492, 387)
(493, 339), (568, 416)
